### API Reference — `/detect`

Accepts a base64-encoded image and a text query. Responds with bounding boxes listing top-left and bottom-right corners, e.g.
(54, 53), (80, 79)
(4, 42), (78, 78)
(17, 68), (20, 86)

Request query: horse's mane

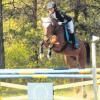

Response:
(41, 17), (58, 28)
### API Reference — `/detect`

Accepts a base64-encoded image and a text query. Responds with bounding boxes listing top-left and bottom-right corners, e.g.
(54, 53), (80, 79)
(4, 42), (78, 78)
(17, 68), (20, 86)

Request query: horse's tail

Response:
(84, 42), (90, 65)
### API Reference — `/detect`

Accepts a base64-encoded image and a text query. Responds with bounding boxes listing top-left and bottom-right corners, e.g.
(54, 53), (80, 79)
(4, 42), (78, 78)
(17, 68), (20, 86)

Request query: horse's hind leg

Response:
(82, 85), (87, 98)
(79, 48), (87, 98)
(64, 56), (82, 95)
(64, 55), (68, 67)
(64, 56), (76, 68)
(79, 55), (86, 68)
(79, 42), (87, 68)
(66, 56), (78, 68)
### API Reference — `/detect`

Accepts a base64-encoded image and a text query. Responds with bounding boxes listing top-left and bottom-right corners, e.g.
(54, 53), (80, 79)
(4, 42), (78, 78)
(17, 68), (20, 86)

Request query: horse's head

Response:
(41, 17), (59, 36)
(41, 17), (61, 44)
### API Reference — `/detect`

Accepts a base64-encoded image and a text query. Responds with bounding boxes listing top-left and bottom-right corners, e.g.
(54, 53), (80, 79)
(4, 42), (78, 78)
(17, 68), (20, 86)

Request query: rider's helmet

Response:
(47, 1), (57, 10)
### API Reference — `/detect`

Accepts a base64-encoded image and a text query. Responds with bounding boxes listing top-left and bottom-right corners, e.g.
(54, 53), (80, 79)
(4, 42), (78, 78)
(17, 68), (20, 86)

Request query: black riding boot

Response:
(70, 34), (76, 49)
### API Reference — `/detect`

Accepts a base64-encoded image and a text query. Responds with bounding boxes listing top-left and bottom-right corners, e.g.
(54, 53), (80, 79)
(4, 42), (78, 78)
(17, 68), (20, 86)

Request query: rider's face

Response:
(48, 8), (55, 14)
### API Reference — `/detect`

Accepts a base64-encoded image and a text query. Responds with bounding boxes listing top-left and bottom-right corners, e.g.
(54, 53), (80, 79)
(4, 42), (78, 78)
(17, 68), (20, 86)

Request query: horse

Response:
(39, 17), (90, 98)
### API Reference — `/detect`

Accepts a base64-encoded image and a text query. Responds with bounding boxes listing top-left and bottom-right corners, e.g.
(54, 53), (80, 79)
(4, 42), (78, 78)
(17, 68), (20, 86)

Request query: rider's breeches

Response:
(64, 20), (75, 42)
(67, 20), (74, 34)
(64, 21), (76, 45)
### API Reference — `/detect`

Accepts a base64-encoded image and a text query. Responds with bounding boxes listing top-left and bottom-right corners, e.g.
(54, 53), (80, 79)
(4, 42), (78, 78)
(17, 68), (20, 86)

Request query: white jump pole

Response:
(92, 35), (99, 100)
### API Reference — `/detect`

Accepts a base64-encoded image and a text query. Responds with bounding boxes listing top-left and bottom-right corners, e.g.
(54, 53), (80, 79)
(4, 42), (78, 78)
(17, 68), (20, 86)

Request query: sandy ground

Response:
(1, 86), (100, 100)
(1, 95), (94, 100)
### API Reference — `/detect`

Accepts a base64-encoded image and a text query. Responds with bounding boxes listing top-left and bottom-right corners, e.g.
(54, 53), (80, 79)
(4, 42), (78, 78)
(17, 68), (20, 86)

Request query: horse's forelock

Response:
(42, 17), (52, 28)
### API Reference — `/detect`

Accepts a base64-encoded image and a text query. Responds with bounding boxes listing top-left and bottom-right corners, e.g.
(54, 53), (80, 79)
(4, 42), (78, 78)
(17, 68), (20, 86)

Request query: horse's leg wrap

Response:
(39, 41), (44, 54)
(47, 44), (53, 59)
(39, 41), (44, 59)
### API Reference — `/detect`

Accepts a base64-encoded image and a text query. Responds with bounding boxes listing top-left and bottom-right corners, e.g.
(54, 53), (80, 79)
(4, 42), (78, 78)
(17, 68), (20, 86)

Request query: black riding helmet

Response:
(47, 1), (57, 10)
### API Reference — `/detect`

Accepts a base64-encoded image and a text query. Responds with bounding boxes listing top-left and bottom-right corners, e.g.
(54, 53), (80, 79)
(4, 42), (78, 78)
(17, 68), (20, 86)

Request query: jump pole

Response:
(0, 68), (100, 75)
(0, 74), (100, 79)
(92, 35), (99, 100)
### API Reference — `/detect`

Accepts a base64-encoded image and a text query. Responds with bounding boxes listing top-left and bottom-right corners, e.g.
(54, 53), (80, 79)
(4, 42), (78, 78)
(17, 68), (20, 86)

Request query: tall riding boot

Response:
(70, 34), (76, 49)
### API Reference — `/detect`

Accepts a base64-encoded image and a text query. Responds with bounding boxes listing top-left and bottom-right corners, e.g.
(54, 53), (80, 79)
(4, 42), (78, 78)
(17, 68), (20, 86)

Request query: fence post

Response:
(92, 35), (99, 100)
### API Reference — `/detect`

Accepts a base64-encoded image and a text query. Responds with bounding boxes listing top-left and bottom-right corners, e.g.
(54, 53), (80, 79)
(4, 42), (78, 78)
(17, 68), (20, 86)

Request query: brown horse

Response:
(39, 17), (90, 98)
(40, 17), (90, 67)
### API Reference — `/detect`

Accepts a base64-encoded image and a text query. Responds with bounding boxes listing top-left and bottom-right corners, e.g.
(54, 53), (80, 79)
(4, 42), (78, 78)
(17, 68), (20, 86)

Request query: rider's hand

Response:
(58, 22), (63, 25)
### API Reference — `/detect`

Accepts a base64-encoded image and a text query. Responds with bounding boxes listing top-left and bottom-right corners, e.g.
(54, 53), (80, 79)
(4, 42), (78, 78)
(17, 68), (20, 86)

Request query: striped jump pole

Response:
(0, 68), (100, 75)
(0, 74), (100, 79)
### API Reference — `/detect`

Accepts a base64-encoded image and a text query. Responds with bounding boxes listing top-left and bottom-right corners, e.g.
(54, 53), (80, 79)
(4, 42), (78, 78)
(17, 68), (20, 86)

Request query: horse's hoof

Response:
(76, 88), (80, 94)
(39, 54), (44, 59)
(47, 55), (52, 60)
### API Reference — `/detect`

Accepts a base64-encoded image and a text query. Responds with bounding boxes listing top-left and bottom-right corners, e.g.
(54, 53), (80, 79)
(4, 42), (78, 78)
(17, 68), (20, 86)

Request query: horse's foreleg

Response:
(39, 41), (44, 59)
(64, 55), (68, 67)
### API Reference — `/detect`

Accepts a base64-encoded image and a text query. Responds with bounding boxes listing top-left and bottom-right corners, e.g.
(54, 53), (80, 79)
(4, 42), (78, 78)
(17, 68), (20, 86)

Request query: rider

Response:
(46, 1), (78, 49)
